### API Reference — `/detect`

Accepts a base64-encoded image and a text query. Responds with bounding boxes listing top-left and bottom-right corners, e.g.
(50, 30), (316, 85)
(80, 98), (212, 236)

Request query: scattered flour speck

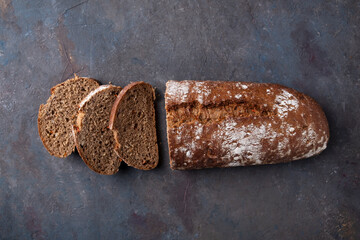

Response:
(274, 89), (299, 118)
(227, 162), (241, 167)
(193, 81), (211, 104)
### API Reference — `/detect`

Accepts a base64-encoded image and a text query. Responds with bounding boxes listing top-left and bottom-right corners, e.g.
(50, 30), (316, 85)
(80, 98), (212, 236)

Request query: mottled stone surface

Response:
(0, 0), (359, 239)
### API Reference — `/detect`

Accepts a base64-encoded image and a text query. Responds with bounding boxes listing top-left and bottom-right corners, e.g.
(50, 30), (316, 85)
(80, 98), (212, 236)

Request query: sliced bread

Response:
(38, 76), (100, 157)
(109, 82), (159, 170)
(73, 85), (122, 175)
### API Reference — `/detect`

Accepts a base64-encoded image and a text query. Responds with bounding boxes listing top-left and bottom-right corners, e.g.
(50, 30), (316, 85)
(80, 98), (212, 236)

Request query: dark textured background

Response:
(1, 0), (359, 239)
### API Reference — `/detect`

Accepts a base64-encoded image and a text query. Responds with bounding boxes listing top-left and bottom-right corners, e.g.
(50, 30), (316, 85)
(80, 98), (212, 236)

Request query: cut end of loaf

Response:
(110, 82), (159, 170)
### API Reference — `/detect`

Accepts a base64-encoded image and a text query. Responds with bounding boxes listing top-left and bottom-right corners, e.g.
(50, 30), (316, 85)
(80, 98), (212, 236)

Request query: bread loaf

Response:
(165, 80), (330, 170)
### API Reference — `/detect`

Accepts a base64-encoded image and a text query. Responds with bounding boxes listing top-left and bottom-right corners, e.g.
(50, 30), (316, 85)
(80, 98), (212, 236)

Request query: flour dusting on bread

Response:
(166, 80), (190, 103)
(166, 80), (330, 170)
(274, 89), (299, 118)
(215, 120), (271, 166)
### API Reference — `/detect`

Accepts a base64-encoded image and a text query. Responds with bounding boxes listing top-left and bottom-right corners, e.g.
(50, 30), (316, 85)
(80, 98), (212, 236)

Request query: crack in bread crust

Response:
(167, 100), (275, 128)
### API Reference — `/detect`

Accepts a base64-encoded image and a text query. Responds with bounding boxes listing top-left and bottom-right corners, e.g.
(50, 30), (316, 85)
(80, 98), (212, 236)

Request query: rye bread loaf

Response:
(73, 85), (122, 175)
(38, 76), (100, 157)
(165, 80), (330, 170)
(109, 82), (159, 170)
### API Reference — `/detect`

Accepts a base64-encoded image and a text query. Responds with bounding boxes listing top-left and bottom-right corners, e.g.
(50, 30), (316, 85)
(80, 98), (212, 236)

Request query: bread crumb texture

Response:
(74, 85), (122, 175)
(111, 82), (159, 170)
(38, 76), (99, 157)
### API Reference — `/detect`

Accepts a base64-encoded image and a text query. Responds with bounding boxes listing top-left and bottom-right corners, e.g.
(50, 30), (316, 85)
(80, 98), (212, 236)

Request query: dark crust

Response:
(109, 81), (158, 170)
(165, 80), (330, 170)
(73, 85), (122, 175)
(37, 76), (100, 158)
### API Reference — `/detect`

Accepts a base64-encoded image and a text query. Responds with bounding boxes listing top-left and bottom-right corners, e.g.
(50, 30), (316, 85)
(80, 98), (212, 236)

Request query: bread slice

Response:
(73, 85), (122, 175)
(38, 76), (100, 157)
(109, 82), (159, 170)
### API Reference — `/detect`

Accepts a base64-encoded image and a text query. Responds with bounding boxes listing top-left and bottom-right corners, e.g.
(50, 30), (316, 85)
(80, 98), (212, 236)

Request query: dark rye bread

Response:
(73, 85), (122, 175)
(38, 76), (100, 157)
(165, 80), (330, 170)
(109, 82), (159, 170)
